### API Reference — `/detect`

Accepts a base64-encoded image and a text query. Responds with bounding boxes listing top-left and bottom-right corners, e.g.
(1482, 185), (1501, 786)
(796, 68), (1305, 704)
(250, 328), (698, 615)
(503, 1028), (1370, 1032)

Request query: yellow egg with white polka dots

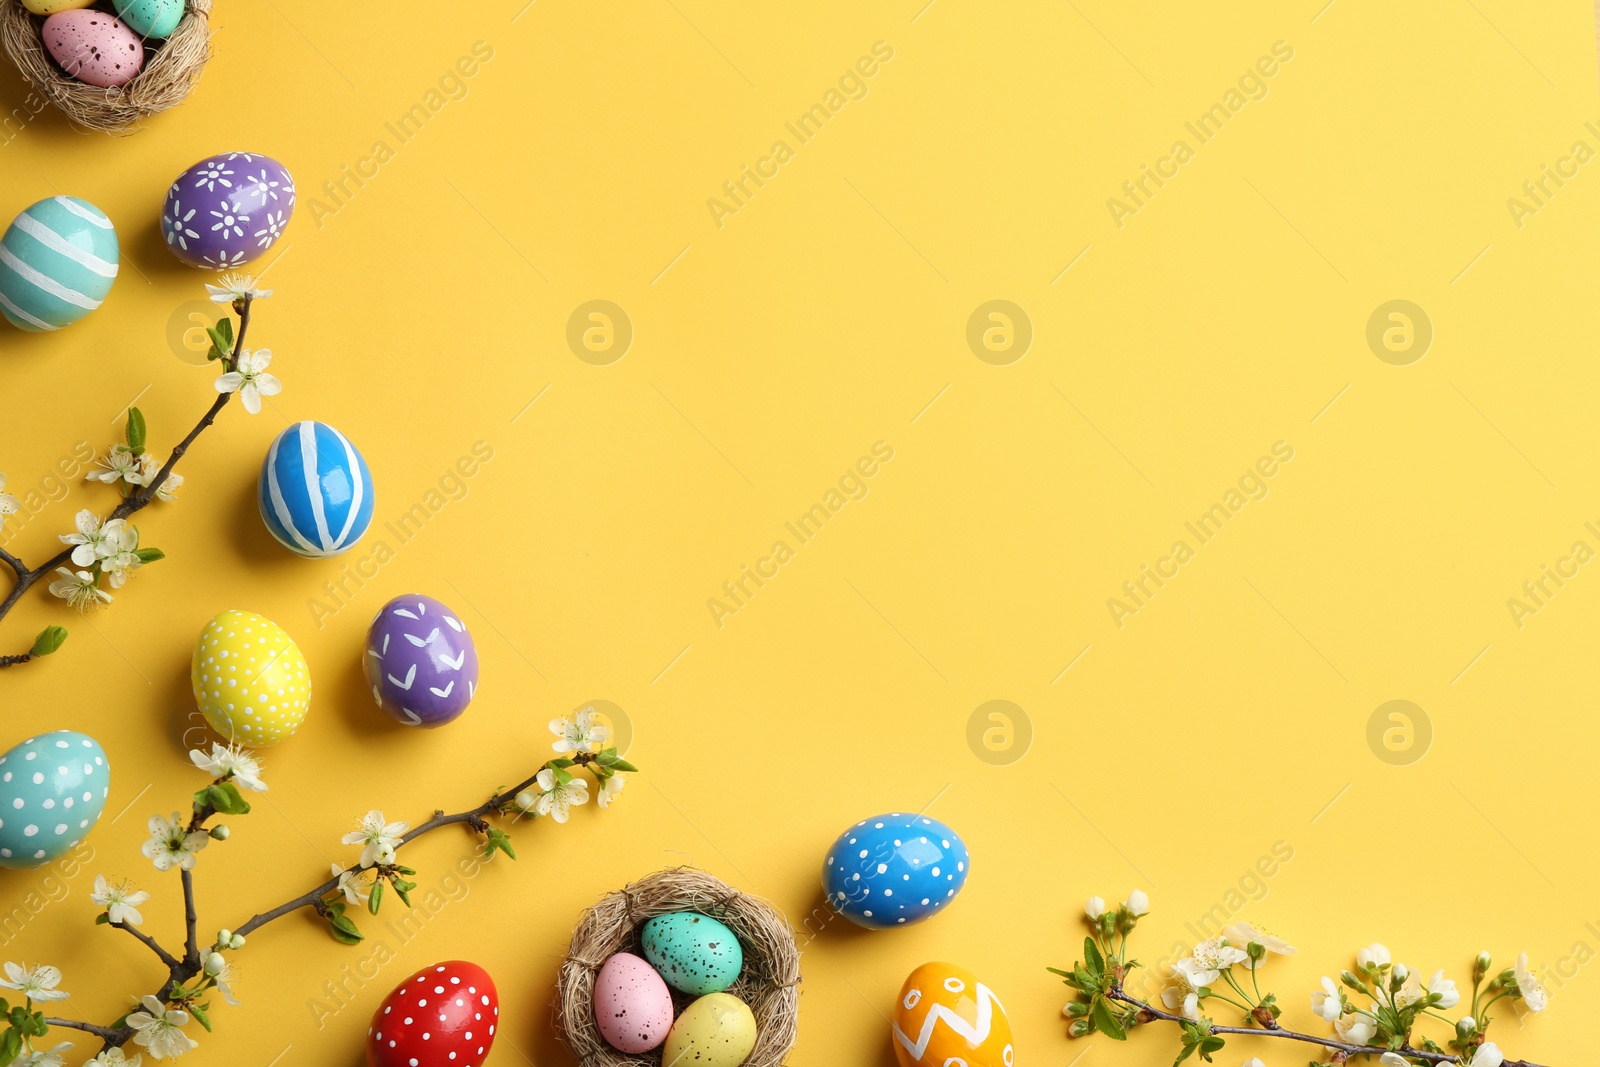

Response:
(190, 610), (312, 748)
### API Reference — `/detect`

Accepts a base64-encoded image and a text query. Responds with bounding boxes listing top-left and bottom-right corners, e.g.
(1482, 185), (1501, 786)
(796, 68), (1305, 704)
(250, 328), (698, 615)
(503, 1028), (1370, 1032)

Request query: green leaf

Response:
(390, 878), (413, 908)
(0, 1027), (20, 1067)
(134, 547), (166, 564)
(190, 1000), (213, 1033)
(29, 626), (67, 658)
(482, 827), (517, 861)
(326, 904), (364, 944)
(1173, 1042), (1198, 1067)
(95, 912), (110, 925)
(126, 407), (147, 454)
(207, 782), (252, 816)
(1091, 998), (1127, 1040)
(368, 879), (384, 916)
(1083, 937), (1105, 980)
(206, 316), (235, 362)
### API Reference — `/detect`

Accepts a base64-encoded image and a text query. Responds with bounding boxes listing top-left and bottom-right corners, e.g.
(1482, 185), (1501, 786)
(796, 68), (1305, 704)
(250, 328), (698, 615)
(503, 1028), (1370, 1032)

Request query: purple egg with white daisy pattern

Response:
(161, 152), (295, 270)
(364, 594), (479, 728)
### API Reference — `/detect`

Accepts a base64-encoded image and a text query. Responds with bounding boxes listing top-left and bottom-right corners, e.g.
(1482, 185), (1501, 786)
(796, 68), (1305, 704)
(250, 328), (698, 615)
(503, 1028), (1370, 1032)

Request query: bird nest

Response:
(556, 867), (801, 1066)
(0, 0), (213, 133)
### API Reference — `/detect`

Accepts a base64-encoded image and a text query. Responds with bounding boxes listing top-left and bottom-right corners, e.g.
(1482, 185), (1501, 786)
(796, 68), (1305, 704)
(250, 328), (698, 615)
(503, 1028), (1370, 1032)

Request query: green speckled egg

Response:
(640, 913), (744, 995)
(112, 0), (182, 38)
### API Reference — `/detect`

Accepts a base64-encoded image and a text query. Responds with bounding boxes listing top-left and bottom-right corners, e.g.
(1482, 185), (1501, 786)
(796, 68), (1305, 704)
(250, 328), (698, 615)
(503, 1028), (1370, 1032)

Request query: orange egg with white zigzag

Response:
(891, 961), (1015, 1067)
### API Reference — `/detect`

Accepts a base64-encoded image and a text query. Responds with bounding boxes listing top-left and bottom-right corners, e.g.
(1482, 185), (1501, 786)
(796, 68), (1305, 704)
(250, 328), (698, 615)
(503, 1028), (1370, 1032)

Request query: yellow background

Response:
(0, 1), (1596, 1064)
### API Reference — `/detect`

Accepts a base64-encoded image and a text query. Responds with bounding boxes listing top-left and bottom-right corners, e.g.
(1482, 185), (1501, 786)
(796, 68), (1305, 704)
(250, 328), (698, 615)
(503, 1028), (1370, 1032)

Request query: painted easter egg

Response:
(593, 952), (673, 1053)
(0, 731), (108, 870)
(364, 594), (479, 728)
(191, 610), (312, 748)
(161, 152), (295, 269)
(641, 913), (744, 996)
(42, 11), (143, 88)
(258, 421), (375, 559)
(892, 962), (1014, 1067)
(22, 0), (93, 14)
(112, 0), (182, 39)
(366, 961), (498, 1067)
(823, 811), (970, 929)
(0, 196), (118, 333)
(663, 993), (757, 1067)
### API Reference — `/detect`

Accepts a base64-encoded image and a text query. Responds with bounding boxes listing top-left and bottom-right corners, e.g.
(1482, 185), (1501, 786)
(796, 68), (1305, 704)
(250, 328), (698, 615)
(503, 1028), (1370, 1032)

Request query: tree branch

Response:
(1107, 987), (1552, 1067)
(180, 868), (200, 967)
(112, 920), (181, 971)
(40, 1017), (124, 1041)
(0, 297), (250, 663)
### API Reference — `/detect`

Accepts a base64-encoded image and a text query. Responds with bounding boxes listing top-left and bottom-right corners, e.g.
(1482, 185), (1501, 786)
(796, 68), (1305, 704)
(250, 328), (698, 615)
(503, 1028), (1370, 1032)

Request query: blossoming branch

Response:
(0, 276), (278, 670)
(0, 711), (635, 1063)
(1051, 891), (1552, 1067)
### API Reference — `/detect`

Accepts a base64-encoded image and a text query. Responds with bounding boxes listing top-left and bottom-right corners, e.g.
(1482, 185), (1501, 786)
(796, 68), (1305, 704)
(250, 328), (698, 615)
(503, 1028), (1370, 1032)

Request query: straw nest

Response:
(0, 0), (213, 133)
(557, 867), (801, 1066)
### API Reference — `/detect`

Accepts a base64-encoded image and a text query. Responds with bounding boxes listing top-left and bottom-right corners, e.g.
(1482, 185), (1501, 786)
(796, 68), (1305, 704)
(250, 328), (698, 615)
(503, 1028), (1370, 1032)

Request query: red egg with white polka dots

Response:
(366, 960), (499, 1067)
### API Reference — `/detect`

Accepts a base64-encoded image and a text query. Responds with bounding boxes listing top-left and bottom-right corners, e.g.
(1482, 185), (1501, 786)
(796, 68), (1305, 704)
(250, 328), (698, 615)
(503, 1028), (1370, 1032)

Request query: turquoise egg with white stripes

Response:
(0, 197), (118, 332)
(258, 421), (376, 559)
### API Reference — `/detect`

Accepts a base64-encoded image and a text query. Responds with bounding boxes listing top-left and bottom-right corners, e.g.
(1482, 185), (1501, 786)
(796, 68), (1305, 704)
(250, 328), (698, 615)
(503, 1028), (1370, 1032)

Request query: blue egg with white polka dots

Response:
(0, 731), (109, 870)
(822, 811), (969, 929)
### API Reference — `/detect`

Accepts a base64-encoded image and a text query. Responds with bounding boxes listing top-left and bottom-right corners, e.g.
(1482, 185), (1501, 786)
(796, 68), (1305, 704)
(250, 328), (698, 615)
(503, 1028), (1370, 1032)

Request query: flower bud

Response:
(1125, 889), (1149, 916)
(1456, 1017), (1476, 1041)
(204, 952), (225, 976)
(210, 825), (230, 840)
(1085, 896), (1106, 920)
(1474, 951), (1492, 980)
(514, 790), (537, 812)
(217, 928), (232, 945)
(1341, 970), (1364, 992)
(1069, 1018), (1093, 1037)
(229, 934), (246, 949)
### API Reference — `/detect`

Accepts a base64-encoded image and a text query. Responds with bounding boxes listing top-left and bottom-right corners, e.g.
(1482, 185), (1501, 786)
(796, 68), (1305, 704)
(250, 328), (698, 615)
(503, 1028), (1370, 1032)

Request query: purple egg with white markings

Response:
(364, 594), (479, 728)
(161, 152), (295, 270)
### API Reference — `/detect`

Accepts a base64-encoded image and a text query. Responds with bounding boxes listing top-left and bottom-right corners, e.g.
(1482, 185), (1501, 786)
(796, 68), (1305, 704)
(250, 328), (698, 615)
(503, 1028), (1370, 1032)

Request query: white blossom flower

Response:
(549, 707), (610, 754)
(91, 876), (150, 927)
(1335, 1010), (1377, 1044)
(204, 273), (273, 304)
(135, 455), (181, 502)
(1160, 985), (1200, 1021)
(188, 743), (267, 792)
(47, 567), (111, 611)
(214, 349), (281, 415)
(1084, 896), (1106, 921)
(209, 958), (240, 1006)
(16, 1042), (72, 1067)
(59, 511), (123, 566)
(597, 772), (626, 809)
(1310, 976), (1343, 1022)
(126, 994), (199, 1059)
(1424, 969), (1460, 1009)
(85, 1050), (141, 1067)
(532, 768), (588, 824)
(1222, 921), (1295, 969)
(1124, 889), (1149, 916)
(141, 812), (208, 872)
(1474, 1042), (1505, 1067)
(1172, 937), (1249, 990)
(1356, 943), (1391, 970)
(1241, 1060), (1266, 1067)
(0, 473), (18, 529)
(0, 962), (68, 1001)
(342, 810), (408, 868)
(1513, 952), (1548, 1012)
(331, 864), (369, 906)
(87, 444), (144, 486)
(1379, 1054), (1409, 1067)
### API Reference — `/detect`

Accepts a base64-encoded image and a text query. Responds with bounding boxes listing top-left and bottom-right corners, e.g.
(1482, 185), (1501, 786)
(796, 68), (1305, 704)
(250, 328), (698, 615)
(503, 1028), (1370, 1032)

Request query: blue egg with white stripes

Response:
(822, 811), (970, 929)
(258, 421), (375, 559)
(0, 197), (118, 332)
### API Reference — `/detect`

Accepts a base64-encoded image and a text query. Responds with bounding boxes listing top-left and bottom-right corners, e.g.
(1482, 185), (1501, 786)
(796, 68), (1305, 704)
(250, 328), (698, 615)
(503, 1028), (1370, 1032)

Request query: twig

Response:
(1107, 987), (1552, 1067)
(0, 298), (251, 665)
(112, 920), (181, 971)
(76, 751), (591, 1052)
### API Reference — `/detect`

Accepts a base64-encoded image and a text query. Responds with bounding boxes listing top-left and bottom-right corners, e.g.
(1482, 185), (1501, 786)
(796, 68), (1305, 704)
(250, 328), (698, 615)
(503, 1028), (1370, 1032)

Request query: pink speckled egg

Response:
(593, 952), (673, 1053)
(42, 10), (143, 88)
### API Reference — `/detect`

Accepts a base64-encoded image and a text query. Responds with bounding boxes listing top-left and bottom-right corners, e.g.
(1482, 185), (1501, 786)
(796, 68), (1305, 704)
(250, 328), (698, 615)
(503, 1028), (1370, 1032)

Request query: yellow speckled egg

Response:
(663, 993), (757, 1067)
(191, 610), (311, 748)
(23, 0), (94, 14)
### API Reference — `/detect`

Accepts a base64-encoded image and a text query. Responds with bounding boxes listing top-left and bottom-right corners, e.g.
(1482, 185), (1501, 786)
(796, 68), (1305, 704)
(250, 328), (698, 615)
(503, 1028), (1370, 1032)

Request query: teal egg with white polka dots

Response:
(0, 731), (109, 870)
